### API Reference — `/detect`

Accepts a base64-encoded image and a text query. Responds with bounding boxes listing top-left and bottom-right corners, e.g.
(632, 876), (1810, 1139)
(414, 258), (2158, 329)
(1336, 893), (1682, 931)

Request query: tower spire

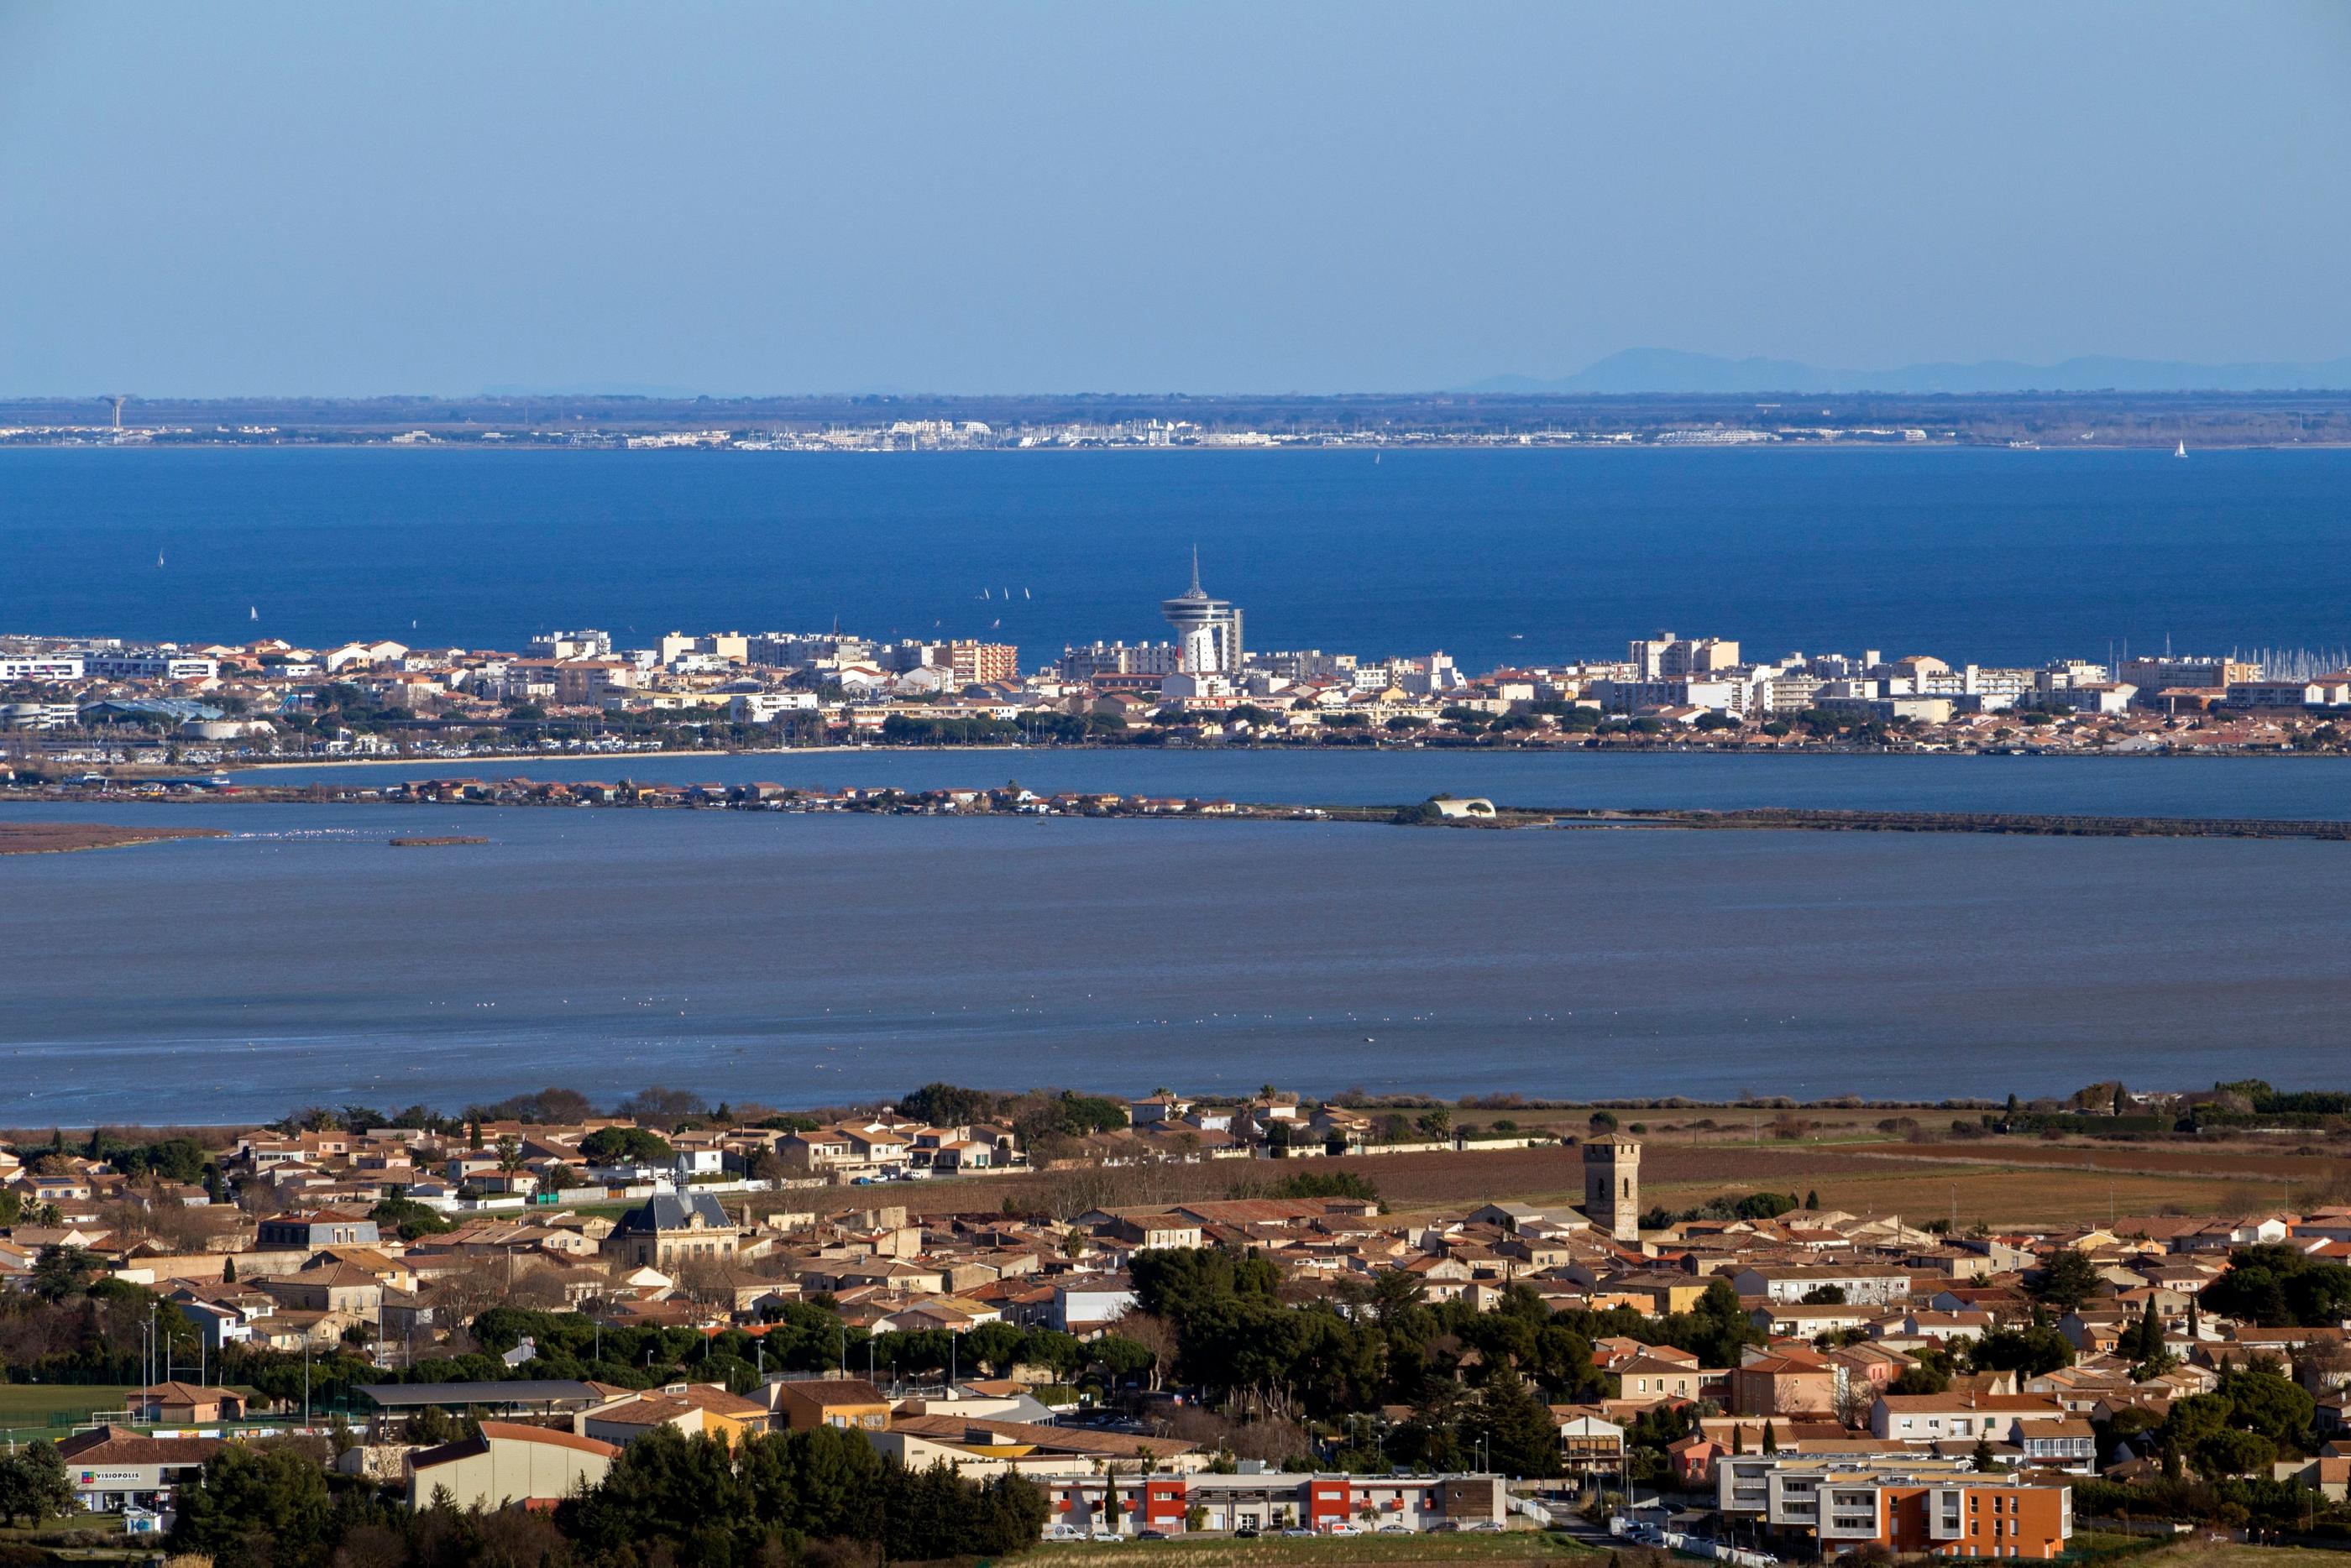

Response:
(1189, 544), (1202, 595)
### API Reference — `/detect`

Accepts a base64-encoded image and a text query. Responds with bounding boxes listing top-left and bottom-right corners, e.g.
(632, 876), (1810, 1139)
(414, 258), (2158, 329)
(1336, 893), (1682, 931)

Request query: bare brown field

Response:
(1369, 1143), (1919, 1214)
(907, 1143), (1917, 1220)
(910, 1136), (2285, 1231)
(1847, 1138), (2350, 1183)
(1649, 1163), (2265, 1229)
(0, 821), (226, 855)
(2131, 1546), (2343, 1568)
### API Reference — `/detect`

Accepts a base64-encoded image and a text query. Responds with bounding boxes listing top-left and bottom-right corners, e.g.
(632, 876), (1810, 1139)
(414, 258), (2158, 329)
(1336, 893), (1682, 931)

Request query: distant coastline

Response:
(8, 385), (2351, 451)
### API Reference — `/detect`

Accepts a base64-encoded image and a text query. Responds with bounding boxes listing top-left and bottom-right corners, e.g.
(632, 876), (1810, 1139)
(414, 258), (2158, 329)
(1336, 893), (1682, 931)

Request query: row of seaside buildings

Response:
(11, 567), (2351, 760)
(13, 1102), (2351, 1556)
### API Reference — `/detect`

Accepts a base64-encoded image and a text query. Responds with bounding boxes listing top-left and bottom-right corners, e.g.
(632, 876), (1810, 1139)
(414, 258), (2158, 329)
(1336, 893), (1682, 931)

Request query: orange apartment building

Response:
(1720, 1456), (2071, 1559)
(945, 640), (1018, 687)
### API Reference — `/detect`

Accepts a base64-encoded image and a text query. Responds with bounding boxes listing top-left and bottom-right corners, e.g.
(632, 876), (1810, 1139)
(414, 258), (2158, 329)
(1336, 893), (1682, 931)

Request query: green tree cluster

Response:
(2202, 1243), (2351, 1327)
(2028, 1247), (2103, 1311)
(570, 1425), (1045, 1565)
(1261, 1168), (1380, 1204)
(170, 1424), (1045, 1568)
(579, 1126), (677, 1166)
(0, 1441), (71, 1527)
(369, 1194), (454, 1241)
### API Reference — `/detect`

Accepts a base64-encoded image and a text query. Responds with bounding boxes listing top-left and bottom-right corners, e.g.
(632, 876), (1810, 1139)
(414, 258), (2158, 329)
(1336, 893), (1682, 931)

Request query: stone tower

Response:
(1582, 1132), (1642, 1242)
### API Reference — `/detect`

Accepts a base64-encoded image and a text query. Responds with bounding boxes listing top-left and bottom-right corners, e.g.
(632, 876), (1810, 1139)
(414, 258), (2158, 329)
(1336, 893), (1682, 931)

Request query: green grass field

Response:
(0, 1383), (139, 1442)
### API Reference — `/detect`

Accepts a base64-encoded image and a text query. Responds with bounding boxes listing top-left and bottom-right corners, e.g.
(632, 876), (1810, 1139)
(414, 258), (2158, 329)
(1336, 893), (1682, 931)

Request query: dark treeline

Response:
(170, 1424), (1047, 1568)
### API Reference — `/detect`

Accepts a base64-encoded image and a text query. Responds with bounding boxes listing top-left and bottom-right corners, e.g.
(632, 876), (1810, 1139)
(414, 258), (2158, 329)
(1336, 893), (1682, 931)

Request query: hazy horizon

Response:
(20, 343), (2351, 405)
(6, 2), (2349, 397)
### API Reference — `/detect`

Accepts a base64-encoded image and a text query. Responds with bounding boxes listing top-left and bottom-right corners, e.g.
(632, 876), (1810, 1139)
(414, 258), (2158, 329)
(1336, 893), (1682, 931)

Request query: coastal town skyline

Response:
(12, 546), (2351, 767)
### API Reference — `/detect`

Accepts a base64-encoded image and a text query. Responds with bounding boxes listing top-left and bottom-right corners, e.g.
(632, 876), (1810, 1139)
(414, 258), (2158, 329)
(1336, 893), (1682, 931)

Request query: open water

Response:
(7, 447), (2351, 1119)
(6, 787), (2351, 1121)
(6, 444), (2351, 669)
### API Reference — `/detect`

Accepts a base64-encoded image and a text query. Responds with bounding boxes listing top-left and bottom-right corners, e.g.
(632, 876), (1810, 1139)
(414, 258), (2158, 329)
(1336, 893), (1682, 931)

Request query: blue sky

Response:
(3, 2), (2348, 395)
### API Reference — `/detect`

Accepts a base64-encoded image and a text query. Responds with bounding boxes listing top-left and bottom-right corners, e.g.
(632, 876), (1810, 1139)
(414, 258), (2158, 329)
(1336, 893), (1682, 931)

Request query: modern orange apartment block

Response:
(1872, 1477), (2071, 1559)
(1720, 1456), (2072, 1560)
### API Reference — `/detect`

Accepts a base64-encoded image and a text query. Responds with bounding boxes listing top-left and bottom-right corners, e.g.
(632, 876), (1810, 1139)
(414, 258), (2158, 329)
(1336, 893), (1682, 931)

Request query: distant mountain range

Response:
(1467, 348), (2351, 395)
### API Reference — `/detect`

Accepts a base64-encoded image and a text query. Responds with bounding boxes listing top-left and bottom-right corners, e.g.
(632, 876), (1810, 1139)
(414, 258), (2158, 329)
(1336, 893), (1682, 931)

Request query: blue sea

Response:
(5, 445), (2351, 668)
(8, 446), (2351, 1121)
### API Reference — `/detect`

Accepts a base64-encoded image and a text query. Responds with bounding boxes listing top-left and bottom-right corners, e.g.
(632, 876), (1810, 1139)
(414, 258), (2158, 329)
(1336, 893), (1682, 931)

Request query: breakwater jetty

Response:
(1546, 807), (2351, 841)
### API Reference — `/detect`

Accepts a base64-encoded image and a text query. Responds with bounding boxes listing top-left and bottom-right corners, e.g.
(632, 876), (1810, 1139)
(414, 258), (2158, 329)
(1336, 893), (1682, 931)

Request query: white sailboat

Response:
(2175, 440), (2188, 458)
(249, 605), (258, 621)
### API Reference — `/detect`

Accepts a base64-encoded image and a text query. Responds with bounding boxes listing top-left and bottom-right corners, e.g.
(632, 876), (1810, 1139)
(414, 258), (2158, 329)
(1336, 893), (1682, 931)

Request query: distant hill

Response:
(1469, 348), (2351, 395)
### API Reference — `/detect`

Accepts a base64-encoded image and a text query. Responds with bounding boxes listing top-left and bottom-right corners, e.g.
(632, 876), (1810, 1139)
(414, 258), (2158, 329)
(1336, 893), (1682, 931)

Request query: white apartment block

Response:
(0, 656), (86, 682)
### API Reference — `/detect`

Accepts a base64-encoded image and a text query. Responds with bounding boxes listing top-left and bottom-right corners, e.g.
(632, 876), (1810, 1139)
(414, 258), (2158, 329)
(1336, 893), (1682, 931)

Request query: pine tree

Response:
(222, 1255), (236, 1283)
(1476, 1365), (1566, 1480)
(1804, 1190), (1820, 1210)
(1761, 1419), (1778, 1454)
